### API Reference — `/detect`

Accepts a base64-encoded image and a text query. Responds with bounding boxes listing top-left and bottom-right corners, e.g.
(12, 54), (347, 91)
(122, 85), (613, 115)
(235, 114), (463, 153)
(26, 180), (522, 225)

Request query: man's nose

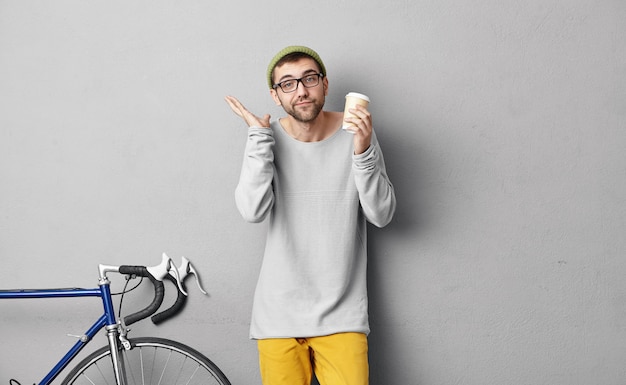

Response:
(295, 80), (308, 96)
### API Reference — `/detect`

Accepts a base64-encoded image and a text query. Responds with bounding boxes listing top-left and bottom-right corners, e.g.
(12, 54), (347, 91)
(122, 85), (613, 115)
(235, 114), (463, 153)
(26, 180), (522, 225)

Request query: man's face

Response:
(270, 57), (328, 123)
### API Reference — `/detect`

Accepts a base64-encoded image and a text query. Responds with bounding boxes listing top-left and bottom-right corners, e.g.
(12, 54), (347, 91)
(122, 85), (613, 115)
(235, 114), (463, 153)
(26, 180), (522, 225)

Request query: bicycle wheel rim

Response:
(62, 337), (231, 385)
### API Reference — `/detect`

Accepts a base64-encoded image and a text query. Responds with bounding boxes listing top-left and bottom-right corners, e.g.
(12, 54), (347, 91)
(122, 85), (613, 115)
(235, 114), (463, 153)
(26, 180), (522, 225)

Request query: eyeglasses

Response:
(272, 73), (324, 93)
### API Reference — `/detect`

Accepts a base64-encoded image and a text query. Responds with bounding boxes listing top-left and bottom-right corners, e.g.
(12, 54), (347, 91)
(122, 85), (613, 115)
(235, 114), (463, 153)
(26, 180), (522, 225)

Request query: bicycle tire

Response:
(61, 337), (231, 385)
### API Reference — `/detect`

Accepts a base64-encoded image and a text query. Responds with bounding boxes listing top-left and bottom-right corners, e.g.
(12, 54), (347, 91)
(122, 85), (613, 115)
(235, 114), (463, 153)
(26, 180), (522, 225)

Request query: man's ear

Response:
(270, 89), (282, 106)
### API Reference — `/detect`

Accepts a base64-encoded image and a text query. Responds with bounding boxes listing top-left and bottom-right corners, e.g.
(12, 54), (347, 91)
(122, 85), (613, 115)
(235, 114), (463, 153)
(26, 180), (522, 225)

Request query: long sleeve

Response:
(235, 127), (275, 223)
(352, 134), (396, 228)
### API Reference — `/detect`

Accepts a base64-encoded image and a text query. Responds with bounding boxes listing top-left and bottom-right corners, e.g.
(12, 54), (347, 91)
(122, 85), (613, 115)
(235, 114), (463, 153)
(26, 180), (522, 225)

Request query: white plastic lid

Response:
(345, 92), (370, 102)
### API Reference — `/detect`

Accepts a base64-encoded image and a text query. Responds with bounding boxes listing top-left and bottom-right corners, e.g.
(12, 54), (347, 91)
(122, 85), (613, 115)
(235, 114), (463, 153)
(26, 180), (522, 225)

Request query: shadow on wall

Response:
(366, 114), (434, 384)
(328, 68), (436, 383)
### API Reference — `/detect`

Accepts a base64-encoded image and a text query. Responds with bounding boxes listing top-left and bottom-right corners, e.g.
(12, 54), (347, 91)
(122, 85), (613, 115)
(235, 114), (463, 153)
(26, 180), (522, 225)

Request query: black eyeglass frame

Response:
(272, 73), (325, 93)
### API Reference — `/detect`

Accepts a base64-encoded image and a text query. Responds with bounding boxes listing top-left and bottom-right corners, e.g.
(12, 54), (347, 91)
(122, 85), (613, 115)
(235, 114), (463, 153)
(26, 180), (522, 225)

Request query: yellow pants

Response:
(257, 332), (369, 385)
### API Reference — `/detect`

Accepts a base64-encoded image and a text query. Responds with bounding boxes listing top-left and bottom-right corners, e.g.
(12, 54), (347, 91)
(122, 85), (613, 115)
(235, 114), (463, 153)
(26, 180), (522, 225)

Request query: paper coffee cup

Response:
(342, 92), (370, 131)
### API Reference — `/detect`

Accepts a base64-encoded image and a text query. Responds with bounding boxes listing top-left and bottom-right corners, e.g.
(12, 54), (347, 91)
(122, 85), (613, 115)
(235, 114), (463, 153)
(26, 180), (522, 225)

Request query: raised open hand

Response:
(225, 96), (271, 128)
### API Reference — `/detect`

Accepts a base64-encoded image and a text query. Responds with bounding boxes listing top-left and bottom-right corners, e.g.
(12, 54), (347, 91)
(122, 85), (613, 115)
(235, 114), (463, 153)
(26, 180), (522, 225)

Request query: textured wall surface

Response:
(1, 1), (625, 384)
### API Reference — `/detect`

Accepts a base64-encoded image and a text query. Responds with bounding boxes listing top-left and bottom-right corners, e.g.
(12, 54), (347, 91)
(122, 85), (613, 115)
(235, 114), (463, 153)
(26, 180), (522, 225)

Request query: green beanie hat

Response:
(267, 45), (326, 89)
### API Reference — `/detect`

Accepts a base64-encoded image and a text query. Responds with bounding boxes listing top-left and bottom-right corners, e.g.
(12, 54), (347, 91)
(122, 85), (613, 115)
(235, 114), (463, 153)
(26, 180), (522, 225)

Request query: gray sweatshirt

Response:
(235, 121), (396, 339)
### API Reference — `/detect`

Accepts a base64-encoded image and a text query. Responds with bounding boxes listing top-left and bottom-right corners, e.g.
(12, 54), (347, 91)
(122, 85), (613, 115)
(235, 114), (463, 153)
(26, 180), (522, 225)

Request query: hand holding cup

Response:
(342, 92), (370, 133)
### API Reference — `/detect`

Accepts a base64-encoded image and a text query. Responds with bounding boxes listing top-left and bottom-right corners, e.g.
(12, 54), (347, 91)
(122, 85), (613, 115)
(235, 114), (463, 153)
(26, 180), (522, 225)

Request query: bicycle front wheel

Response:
(61, 337), (231, 385)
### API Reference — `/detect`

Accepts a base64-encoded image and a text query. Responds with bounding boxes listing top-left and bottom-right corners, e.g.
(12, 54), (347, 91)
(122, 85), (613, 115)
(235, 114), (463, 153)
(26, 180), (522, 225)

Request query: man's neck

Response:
(281, 111), (342, 142)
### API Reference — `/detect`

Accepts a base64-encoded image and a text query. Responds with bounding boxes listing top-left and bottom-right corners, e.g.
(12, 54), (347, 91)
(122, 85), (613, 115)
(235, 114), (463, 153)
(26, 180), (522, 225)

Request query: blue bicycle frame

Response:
(0, 280), (118, 385)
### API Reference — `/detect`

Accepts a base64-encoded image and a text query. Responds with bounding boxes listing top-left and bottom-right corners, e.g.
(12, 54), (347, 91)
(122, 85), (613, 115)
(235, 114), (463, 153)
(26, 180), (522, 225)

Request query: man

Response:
(225, 45), (396, 385)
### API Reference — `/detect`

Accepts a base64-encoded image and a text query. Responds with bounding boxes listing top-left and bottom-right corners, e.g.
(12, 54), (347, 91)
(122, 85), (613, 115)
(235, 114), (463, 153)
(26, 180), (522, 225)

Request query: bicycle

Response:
(0, 253), (232, 385)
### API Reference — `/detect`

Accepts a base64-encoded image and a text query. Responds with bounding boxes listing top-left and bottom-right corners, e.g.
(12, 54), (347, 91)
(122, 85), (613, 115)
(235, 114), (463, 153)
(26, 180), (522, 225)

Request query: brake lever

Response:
(147, 253), (187, 296)
(177, 257), (208, 295)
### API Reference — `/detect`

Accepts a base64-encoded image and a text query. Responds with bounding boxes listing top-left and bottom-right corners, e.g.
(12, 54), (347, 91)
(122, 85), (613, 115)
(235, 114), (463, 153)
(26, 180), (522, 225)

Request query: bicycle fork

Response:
(105, 324), (130, 385)
(100, 277), (131, 385)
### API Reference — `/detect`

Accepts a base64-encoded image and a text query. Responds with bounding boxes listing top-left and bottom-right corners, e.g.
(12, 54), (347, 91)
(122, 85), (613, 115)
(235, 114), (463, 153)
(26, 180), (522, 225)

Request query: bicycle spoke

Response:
(157, 348), (172, 385)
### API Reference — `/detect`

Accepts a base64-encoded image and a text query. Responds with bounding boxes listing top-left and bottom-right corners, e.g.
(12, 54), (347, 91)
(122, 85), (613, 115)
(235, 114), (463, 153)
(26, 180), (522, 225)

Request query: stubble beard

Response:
(284, 97), (324, 123)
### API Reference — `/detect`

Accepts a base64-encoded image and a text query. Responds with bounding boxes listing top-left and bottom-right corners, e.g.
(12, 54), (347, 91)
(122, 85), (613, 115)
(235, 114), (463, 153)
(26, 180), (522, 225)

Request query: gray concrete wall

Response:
(1, 1), (625, 384)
